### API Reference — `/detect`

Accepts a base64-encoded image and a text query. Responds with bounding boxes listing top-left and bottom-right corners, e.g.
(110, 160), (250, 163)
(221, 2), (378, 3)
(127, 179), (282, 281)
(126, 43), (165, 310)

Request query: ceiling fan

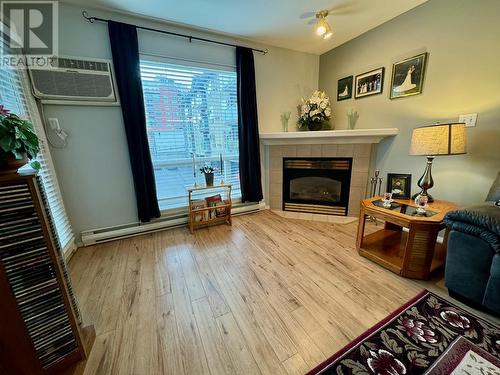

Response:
(313, 10), (333, 39)
(301, 3), (357, 40)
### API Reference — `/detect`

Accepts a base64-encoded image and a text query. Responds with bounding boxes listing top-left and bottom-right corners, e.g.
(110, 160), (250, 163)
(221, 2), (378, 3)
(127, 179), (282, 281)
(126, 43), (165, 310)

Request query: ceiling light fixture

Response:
(314, 10), (332, 39)
(322, 22), (333, 39)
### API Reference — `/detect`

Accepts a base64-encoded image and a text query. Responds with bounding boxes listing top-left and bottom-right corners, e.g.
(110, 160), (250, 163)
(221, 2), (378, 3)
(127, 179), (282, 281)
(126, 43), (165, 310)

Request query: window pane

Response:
(0, 63), (75, 251)
(140, 59), (241, 210)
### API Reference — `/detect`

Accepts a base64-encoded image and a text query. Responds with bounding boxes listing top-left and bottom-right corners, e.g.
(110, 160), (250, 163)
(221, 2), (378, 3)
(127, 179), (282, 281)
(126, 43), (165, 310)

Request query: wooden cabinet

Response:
(0, 171), (93, 374)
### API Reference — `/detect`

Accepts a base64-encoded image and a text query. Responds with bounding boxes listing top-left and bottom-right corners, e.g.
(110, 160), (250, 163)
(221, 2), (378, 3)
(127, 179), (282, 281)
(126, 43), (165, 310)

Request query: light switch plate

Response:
(459, 113), (477, 127)
(47, 117), (60, 130)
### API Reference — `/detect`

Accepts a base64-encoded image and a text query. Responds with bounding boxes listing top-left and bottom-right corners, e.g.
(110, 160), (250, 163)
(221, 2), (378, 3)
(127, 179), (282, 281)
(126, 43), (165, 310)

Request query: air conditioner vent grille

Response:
(52, 57), (109, 72)
(28, 56), (117, 105)
(30, 70), (114, 99)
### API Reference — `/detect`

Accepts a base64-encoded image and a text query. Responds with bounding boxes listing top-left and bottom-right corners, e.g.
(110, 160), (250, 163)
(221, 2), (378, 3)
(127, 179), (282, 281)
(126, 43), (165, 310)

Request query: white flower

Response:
(299, 90), (332, 123)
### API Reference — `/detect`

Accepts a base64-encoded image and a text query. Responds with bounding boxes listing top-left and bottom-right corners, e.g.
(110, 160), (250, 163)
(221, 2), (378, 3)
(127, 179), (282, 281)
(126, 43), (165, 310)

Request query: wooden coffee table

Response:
(356, 197), (458, 280)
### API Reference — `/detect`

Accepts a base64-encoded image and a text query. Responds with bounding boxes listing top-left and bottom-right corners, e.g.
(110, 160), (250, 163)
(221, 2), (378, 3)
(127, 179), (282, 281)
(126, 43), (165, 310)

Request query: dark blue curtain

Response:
(236, 47), (263, 202)
(108, 21), (160, 222)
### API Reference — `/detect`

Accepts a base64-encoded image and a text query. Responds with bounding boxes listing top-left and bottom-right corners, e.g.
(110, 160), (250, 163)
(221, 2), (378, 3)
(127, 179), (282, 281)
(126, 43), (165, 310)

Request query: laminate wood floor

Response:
(69, 210), (449, 375)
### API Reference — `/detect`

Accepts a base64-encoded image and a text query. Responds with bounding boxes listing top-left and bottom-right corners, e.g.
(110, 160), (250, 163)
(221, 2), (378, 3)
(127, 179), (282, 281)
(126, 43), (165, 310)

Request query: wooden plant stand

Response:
(188, 184), (232, 233)
(356, 197), (457, 280)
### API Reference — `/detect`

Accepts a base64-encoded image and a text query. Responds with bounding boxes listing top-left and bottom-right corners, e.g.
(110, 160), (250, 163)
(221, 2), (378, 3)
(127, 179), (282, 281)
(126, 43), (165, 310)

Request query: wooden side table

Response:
(356, 197), (457, 280)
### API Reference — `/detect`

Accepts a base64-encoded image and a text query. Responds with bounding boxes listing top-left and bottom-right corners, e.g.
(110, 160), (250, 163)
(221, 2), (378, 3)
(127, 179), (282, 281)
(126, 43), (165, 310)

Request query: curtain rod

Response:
(82, 11), (268, 55)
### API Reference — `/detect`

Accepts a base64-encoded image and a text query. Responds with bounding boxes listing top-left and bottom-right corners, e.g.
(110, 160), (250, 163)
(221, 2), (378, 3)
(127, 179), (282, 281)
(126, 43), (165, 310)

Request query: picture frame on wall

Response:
(337, 75), (353, 101)
(390, 52), (428, 99)
(354, 67), (384, 99)
(387, 173), (412, 199)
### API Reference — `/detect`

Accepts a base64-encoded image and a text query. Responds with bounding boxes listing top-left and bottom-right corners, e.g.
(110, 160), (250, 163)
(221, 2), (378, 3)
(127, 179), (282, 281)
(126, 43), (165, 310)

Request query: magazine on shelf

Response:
(205, 194), (222, 219)
(214, 200), (229, 217)
(191, 199), (208, 221)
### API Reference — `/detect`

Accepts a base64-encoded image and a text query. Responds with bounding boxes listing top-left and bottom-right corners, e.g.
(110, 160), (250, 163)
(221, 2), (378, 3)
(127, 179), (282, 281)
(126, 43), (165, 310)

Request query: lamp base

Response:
(411, 191), (434, 203)
(413, 156), (435, 203)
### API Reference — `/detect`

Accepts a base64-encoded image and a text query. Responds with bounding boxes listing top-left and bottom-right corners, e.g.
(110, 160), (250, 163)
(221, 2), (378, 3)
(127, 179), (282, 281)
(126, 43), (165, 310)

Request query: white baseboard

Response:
(80, 201), (265, 246)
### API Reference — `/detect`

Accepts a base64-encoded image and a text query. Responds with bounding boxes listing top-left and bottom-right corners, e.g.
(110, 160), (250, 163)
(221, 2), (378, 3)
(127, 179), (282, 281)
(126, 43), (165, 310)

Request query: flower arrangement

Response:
(199, 165), (214, 175)
(0, 106), (40, 171)
(199, 165), (215, 186)
(298, 90), (332, 131)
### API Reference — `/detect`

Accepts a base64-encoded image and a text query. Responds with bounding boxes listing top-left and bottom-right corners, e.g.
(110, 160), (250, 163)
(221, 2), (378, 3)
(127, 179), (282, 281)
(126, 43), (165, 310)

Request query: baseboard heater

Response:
(80, 202), (265, 246)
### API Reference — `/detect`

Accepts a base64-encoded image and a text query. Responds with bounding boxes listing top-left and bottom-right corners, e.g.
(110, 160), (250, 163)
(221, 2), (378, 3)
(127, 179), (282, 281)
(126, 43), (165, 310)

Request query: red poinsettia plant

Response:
(0, 105), (41, 170)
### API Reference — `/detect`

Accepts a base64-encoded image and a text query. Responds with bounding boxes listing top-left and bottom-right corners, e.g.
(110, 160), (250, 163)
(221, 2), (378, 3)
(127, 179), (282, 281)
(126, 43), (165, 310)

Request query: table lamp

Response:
(409, 123), (466, 202)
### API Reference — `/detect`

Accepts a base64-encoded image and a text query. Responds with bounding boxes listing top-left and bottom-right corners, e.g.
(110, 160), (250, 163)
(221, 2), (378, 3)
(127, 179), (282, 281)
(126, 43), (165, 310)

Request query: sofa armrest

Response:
(445, 205), (500, 253)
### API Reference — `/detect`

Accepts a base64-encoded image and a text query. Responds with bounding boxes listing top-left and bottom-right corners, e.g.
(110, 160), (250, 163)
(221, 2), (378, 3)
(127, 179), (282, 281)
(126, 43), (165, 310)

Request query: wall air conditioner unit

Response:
(28, 56), (119, 105)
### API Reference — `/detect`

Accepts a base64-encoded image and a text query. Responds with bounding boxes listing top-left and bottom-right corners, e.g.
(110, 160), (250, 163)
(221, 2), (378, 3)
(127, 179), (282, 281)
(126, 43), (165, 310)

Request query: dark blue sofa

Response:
(444, 205), (500, 314)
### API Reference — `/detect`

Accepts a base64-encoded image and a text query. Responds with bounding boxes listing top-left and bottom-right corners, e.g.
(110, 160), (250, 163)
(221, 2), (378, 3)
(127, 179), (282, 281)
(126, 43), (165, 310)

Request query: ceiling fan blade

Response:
(299, 11), (316, 19)
(307, 19), (317, 25)
(327, 1), (359, 15)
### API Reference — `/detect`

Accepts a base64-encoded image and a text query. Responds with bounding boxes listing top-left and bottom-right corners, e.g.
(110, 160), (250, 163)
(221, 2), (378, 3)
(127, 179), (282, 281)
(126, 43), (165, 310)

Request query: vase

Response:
(347, 110), (359, 130)
(307, 120), (325, 131)
(0, 153), (28, 175)
(204, 172), (214, 186)
(281, 118), (289, 132)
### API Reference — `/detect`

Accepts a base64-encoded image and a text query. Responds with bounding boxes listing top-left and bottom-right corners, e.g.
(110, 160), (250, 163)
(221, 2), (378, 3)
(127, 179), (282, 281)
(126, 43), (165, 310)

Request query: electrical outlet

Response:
(459, 113), (477, 127)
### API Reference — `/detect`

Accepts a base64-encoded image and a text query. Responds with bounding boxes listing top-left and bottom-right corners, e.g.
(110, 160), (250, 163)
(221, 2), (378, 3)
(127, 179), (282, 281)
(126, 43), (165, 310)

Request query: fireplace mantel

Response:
(260, 128), (398, 146)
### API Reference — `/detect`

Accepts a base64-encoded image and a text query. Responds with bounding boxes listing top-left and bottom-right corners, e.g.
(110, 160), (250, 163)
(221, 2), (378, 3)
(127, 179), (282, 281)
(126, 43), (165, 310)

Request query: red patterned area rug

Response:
(307, 290), (500, 375)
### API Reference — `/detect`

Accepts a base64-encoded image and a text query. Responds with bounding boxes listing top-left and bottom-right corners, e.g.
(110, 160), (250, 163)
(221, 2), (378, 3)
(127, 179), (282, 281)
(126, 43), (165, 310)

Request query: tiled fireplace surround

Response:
(267, 143), (372, 217)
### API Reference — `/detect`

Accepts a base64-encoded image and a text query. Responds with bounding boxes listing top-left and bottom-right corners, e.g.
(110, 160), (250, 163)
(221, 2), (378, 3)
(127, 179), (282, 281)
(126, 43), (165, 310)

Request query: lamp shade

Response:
(409, 123), (467, 156)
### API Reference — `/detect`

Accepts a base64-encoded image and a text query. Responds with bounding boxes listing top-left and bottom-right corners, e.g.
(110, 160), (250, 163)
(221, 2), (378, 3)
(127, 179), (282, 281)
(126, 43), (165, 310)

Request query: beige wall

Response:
(319, 0), (500, 206)
(255, 49), (318, 133)
(45, 3), (318, 239)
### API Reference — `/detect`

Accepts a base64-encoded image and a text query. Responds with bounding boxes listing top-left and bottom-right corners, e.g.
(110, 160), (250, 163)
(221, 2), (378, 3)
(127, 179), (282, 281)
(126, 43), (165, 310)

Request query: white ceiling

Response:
(66, 0), (427, 55)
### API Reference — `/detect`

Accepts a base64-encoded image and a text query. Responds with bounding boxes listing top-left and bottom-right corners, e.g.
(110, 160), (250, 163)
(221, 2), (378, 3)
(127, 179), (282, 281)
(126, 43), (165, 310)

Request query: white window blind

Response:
(140, 58), (241, 210)
(0, 62), (75, 253)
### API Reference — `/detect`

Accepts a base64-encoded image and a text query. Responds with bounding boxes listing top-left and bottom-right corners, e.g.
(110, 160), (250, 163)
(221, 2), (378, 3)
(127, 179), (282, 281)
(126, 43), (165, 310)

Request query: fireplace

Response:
(283, 157), (352, 216)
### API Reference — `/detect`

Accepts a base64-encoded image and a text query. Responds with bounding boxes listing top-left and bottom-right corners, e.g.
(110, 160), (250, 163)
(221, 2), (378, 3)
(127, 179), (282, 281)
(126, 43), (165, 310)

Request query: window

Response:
(140, 58), (240, 210)
(0, 60), (75, 253)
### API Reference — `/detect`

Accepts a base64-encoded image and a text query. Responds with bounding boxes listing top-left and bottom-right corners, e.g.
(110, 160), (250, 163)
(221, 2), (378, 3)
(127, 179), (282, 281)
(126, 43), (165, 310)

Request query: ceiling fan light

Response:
(315, 18), (327, 35)
(322, 23), (333, 39)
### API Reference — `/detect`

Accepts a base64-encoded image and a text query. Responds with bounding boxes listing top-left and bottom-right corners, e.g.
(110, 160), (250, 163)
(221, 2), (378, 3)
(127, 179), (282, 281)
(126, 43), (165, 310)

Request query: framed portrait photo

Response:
(390, 52), (428, 99)
(387, 173), (412, 199)
(355, 67), (384, 99)
(337, 75), (353, 101)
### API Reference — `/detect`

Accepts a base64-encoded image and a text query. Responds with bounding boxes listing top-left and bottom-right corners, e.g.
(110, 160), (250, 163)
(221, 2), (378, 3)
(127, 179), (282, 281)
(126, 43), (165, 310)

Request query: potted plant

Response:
(297, 90), (332, 131)
(0, 106), (41, 173)
(199, 165), (215, 186)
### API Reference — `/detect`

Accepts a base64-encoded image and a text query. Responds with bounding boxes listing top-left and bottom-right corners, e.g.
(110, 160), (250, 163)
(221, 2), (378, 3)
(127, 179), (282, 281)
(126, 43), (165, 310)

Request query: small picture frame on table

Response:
(387, 173), (412, 199)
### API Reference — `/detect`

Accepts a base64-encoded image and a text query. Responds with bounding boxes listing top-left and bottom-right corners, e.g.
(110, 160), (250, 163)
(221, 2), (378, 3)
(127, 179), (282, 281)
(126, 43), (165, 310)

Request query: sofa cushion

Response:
(445, 205), (500, 252)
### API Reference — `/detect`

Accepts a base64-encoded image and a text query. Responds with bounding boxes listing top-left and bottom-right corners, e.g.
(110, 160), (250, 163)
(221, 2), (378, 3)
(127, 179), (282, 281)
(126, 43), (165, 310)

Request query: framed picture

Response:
(337, 75), (353, 101)
(390, 52), (428, 99)
(387, 174), (412, 199)
(355, 67), (384, 99)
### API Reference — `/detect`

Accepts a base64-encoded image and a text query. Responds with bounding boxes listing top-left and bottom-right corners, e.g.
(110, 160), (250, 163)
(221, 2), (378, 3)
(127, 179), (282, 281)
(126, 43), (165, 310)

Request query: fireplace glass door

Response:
(283, 158), (352, 216)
